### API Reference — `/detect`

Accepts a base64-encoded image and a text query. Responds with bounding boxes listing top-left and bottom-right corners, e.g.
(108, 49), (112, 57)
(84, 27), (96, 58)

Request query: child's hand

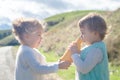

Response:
(58, 61), (71, 69)
(69, 41), (80, 55)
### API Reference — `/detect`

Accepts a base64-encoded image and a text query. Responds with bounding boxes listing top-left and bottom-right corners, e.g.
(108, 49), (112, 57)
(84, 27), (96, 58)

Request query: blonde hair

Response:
(12, 18), (43, 42)
(78, 13), (107, 40)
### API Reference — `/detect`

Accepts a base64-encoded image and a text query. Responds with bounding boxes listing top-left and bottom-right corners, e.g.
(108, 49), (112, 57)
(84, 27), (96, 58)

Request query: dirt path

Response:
(0, 46), (15, 80)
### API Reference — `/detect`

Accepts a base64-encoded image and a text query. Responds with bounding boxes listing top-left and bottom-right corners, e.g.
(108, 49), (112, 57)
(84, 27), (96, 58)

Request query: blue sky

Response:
(0, 0), (120, 26)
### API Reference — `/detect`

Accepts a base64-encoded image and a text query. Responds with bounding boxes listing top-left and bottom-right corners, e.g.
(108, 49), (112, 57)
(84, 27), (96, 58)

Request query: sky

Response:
(0, 0), (120, 26)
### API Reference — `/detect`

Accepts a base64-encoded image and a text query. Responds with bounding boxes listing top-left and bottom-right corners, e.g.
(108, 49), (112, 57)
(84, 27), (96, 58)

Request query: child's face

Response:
(80, 25), (100, 44)
(25, 28), (43, 48)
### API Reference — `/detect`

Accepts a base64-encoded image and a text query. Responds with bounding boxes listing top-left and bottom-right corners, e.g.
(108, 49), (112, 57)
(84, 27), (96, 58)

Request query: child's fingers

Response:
(59, 61), (71, 69)
(63, 61), (71, 66)
(63, 62), (71, 69)
(68, 42), (77, 48)
(70, 45), (78, 50)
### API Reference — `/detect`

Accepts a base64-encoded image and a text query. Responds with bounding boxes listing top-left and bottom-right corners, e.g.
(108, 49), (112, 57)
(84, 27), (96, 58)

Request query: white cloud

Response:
(64, 0), (120, 10)
(0, 0), (120, 24)
(0, 0), (45, 20)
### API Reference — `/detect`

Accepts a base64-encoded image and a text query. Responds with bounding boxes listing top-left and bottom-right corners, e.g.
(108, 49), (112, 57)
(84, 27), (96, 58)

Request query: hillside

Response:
(42, 10), (106, 54)
(104, 8), (120, 65)
(0, 30), (12, 39)
(42, 11), (101, 51)
(40, 9), (120, 65)
(0, 9), (120, 64)
(0, 30), (19, 46)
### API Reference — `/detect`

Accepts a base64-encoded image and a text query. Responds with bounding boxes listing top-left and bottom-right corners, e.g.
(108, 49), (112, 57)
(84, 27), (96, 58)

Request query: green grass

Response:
(39, 48), (75, 80)
(109, 64), (120, 80)
(39, 49), (120, 80)
(45, 10), (104, 22)
(39, 48), (59, 61)
(58, 65), (75, 80)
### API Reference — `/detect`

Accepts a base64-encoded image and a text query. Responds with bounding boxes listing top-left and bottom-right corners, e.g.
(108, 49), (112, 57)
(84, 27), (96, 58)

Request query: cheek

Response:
(83, 35), (90, 41)
(37, 37), (42, 43)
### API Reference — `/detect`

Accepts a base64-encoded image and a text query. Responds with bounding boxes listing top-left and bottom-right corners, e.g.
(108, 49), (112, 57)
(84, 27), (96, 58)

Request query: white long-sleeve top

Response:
(71, 47), (103, 74)
(14, 45), (58, 80)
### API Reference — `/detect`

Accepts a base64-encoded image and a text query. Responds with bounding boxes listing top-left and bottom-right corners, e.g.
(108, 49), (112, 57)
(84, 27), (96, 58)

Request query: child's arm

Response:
(23, 51), (70, 74)
(71, 48), (103, 74)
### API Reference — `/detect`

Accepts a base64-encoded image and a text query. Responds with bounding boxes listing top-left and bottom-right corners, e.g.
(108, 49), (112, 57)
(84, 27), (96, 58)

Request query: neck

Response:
(87, 39), (102, 45)
(92, 39), (102, 44)
(21, 42), (33, 48)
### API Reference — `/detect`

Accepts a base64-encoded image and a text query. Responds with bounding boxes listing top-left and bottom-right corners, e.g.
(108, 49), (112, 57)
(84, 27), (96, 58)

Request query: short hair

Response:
(12, 18), (43, 42)
(78, 13), (107, 40)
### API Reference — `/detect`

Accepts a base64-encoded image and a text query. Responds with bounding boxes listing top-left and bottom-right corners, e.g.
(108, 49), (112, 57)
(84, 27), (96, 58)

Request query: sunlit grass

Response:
(109, 63), (120, 80)
(58, 65), (75, 80)
(39, 48), (59, 61)
(39, 48), (75, 80)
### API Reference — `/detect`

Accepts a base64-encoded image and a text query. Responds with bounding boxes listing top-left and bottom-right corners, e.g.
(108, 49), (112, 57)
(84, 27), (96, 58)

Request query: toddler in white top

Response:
(12, 18), (71, 80)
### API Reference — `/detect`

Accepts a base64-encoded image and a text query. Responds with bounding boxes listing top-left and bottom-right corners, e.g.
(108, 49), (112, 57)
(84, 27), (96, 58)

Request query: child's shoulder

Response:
(18, 45), (34, 55)
(90, 41), (107, 53)
(92, 41), (105, 48)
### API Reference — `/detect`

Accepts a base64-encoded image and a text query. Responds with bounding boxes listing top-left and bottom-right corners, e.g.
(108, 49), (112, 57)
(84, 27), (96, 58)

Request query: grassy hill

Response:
(40, 9), (120, 65)
(104, 8), (120, 65)
(0, 30), (12, 39)
(0, 9), (120, 65)
(42, 10), (106, 54)
(0, 30), (19, 46)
